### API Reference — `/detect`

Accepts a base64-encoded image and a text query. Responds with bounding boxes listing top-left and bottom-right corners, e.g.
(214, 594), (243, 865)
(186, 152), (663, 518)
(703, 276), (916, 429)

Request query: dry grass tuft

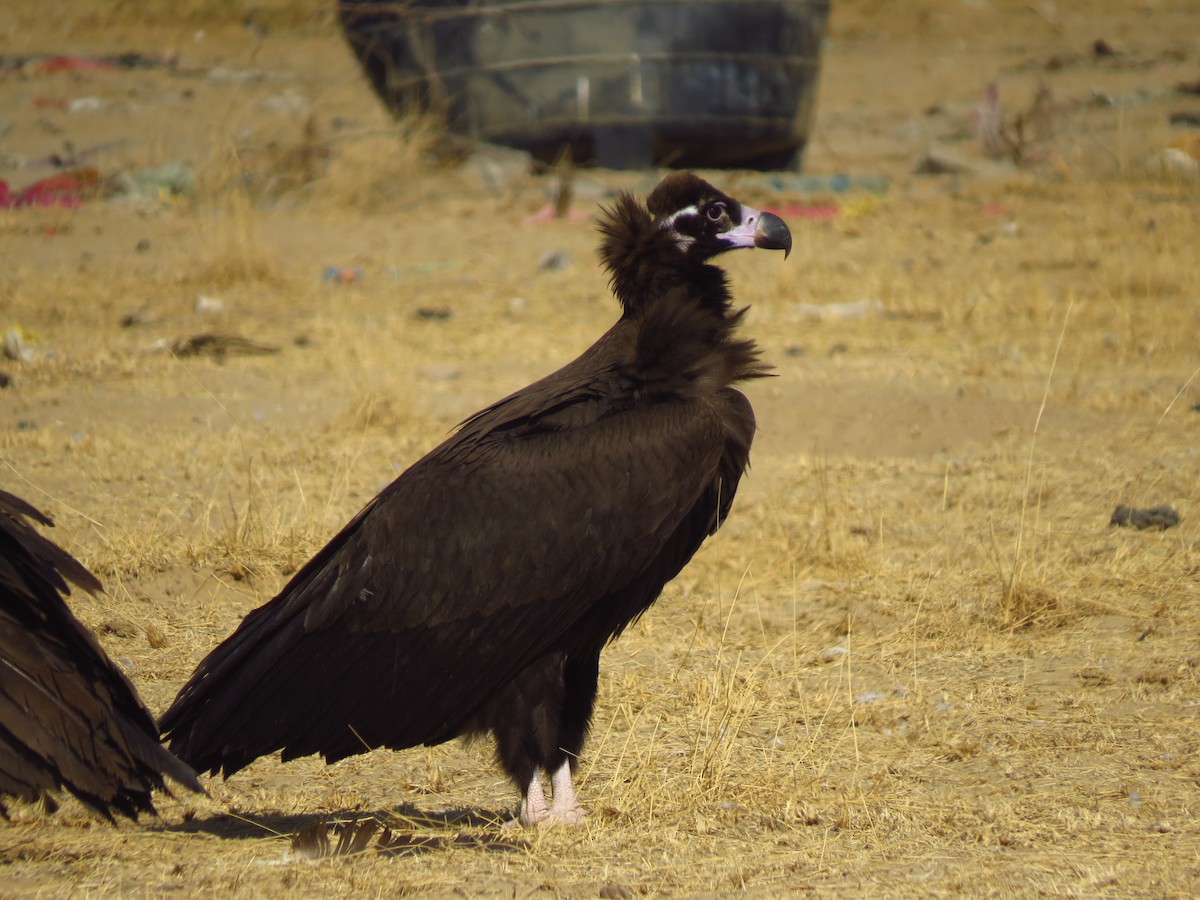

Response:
(1000, 581), (1070, 631)
(318, 121), (447, 214)
(184, 150), (281, 287)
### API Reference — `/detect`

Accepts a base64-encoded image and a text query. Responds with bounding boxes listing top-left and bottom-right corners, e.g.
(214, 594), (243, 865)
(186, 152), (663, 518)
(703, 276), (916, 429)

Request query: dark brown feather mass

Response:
(0, 489), (201, 821)
(160, 173), (788, 816)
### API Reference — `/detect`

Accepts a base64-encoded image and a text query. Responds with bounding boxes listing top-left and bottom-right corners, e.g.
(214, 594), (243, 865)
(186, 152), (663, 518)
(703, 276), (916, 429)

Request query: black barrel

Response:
(339, 0), (829, 170)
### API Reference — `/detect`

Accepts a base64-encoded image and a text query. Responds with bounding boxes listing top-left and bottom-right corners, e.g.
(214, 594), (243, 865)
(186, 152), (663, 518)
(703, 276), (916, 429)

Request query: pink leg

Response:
(517, 769), (549, 826)
(545, 759), (587, 826)
(512, 762), (588, 827)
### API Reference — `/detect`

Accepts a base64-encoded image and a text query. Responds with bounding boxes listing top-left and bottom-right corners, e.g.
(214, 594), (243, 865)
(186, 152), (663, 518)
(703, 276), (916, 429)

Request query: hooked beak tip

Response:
(753, 210), (793, 258)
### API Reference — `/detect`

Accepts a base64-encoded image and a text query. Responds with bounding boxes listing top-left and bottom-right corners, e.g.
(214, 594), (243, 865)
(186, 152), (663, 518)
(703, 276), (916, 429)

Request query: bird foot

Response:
(508, 801), (588, 828)
(541, 803), (587, 827)
(509, 768), (589, 827)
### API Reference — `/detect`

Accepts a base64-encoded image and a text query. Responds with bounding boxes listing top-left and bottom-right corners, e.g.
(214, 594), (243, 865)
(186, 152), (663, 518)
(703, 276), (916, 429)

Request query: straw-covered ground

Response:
(2, 0), (1198, 895)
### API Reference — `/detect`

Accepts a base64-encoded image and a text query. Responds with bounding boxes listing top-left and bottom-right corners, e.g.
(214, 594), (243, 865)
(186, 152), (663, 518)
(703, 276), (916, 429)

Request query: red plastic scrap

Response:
(30, 55), (117, 73)
(0, 168), (101, 208)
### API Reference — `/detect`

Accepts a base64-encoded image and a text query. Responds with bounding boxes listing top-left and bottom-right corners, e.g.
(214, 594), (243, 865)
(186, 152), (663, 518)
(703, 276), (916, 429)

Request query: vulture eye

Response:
(705, 202), (727, 222)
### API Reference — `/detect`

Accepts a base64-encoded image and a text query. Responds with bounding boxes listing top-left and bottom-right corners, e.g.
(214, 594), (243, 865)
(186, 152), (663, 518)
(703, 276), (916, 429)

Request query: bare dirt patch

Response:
(2, 0), (1198, 896)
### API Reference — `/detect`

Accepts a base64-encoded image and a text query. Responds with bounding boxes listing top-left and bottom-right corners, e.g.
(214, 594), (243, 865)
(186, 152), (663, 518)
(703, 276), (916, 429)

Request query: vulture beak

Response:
(750, 209), (792, 257)
(720, 207), (793, 258)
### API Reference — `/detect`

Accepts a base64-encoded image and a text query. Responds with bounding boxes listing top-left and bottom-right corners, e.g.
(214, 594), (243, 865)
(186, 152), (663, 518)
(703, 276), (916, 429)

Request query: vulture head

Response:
(598, 172), (792, 316)
(646, 172), (792, 262)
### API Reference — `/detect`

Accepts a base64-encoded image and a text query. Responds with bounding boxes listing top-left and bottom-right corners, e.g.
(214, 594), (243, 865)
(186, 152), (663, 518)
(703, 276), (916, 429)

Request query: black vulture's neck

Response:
(597, 193), (767, 392)
(597, 193), (731, 317)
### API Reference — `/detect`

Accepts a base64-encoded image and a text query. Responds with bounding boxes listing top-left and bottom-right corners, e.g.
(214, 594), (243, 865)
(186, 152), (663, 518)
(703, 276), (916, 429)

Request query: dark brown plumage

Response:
(160, 173), (791, 825)
(0, 489), (201, 821)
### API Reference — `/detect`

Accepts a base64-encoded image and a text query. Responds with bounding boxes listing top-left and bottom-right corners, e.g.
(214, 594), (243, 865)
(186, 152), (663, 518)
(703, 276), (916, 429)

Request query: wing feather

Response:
(0, 489), (201, 819)
(161, 382), (734, 775)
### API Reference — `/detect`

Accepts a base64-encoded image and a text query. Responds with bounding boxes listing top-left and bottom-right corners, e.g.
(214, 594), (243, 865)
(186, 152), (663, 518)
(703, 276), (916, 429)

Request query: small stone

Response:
(416, 307), (452, 320)
(1110, 504), (1180, 530)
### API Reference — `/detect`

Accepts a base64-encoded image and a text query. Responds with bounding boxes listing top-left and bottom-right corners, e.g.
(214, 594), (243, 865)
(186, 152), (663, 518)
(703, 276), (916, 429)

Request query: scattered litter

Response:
(112, 161), (195, 200)
(1110, 504), (1180, 530)
(0, 167), (100, 208)
(3, 329), (34, 362)
(388, 261), (459, 278)
(1144, 147), (1200, 179)
(0, 52), (174, 73)
(194, 295), (225, 315)
(536, 248), (571, 271)
(792, 299), (882, 321)
(765, 172), (891, 195)
(415, 307), (452, 320)
(155, 333), (279, 359)
(67, 96), (107, 113)
(9, 55), (114, 73)
(322, 265), (363, 284)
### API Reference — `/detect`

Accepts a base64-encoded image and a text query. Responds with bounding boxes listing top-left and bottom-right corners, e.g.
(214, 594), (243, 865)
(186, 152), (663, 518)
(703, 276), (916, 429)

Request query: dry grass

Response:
(2, 0), (1199, 896)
